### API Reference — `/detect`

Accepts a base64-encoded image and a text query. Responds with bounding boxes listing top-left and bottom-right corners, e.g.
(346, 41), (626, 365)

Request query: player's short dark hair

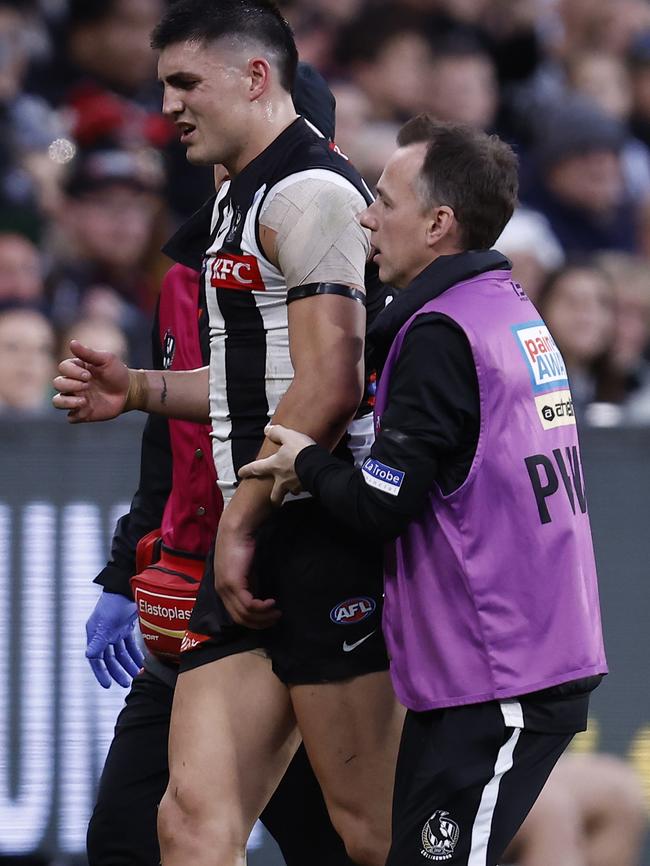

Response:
(397, 115), (519, 250)
(151, 0), (298, 92)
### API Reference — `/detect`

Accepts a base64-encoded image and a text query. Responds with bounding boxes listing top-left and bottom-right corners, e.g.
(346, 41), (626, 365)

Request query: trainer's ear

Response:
(425, 205), (456, 249)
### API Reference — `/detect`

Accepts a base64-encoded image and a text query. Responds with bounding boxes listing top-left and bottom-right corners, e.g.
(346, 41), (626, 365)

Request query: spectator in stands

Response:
(522, 96), (639, 255)
(552, 0), (650, 61)
(494, 208), (565, 303)
(59, 316), (129, 365)
(335, 7), (434, 121)
(27, 0), (162, 108)
(424, 35), (498, 130)
(0, 302), (55, 412)
(596, 251), (650, 423)
(46, 146), (165, 368)
(0, 0), (67, 237)
(535, 262), (616, 417)
(565, 50), (650, 201)
(26, 0), (209, 220)
(0, 232), (44, 304)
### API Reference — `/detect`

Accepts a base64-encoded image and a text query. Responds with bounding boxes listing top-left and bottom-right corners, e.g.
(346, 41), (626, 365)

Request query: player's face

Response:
(361, 144), (436, 290)
(158, 39), (252, 167)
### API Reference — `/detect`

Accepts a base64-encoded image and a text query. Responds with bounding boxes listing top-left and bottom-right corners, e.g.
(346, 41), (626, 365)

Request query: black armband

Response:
(286, 282), (366, 306)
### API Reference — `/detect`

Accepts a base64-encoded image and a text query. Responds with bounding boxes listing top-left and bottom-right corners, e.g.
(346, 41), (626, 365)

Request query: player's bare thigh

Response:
(158, 651), (300, 866)
(291, 669), (405, 866)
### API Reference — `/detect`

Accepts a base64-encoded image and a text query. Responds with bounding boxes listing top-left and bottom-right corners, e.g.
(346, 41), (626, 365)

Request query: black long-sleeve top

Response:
(295, 251), (510, 540)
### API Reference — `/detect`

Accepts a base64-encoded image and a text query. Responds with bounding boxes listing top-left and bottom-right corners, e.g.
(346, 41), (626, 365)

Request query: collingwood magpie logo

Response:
(224, 206), (242, 246)
(162, 329), (176, 370)
(421, 810), (460, 861)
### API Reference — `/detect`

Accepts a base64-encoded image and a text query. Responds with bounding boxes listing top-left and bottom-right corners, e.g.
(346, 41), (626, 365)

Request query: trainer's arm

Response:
(53, 340), (210, 424)
(297, 318), (479, 537)
(241, 318), (480, 539)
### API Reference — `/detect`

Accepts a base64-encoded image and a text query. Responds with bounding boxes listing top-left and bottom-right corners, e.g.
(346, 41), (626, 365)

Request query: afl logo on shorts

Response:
(330, 597), (376, 625)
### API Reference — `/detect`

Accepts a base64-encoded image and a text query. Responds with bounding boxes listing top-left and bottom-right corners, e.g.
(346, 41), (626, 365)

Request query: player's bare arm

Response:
(53, 340), (210, 424)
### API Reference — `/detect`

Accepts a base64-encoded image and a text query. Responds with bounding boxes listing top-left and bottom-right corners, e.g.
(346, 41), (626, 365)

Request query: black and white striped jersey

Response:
(167, 118), (389, 505)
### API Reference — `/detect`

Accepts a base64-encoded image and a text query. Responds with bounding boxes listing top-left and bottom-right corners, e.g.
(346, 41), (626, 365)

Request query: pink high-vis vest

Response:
(376, 269), (607, 712)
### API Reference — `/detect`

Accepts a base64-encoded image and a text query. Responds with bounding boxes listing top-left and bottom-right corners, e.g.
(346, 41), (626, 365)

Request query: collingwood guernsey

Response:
(190, 117), (387, 504)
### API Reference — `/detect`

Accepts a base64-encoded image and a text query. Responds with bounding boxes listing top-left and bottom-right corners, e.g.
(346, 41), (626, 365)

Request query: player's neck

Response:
(227, 99), (299, 177)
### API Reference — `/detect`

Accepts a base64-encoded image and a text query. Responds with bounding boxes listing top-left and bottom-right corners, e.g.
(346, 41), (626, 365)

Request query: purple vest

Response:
(376, 269), (607, 711)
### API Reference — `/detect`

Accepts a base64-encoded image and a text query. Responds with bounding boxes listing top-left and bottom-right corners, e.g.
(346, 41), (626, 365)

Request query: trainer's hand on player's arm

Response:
(238, 424), (315, 505)
(85, 592), (145, 688)
(53, 340), (133, 423)
(213, 512), (281, 629)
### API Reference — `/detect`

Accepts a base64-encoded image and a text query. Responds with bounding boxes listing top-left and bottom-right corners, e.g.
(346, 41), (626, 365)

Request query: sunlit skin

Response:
(359, 143), (461, 290)
(157, 38), (297, 176)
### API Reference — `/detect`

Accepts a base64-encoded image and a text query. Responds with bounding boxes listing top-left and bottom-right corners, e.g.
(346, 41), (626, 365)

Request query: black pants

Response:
(387, 701), (573, 866)
(87, 669), (353, 866)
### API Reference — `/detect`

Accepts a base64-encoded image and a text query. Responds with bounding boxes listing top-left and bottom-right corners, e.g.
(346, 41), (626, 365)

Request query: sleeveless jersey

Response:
(375, 269), (607, 712)
(202, 118), (383, 504)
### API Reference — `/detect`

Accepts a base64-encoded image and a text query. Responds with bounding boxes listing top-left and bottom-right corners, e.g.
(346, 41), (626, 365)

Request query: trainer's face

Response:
(361, 144), (438, 290)
(158, 39), (251, 168)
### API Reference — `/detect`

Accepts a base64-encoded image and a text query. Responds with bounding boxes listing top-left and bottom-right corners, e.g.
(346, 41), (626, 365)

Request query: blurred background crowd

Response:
(0, 3), (649, 866)
(2, 0), (650, 426)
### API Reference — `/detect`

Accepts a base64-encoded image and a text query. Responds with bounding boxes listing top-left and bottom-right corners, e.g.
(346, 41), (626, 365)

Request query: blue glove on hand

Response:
(85, 591), (145, 688)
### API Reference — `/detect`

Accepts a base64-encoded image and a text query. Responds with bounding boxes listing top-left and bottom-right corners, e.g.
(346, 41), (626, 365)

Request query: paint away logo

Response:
(513, 321), (569, 393)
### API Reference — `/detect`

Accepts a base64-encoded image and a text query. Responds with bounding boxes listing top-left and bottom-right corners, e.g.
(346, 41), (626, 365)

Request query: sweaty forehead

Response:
(157, 37), (245, 79)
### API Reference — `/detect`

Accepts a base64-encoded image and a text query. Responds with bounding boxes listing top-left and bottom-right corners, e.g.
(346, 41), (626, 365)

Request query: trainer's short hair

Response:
(151, 0), (298, 92)
(397, 115), (519, 250)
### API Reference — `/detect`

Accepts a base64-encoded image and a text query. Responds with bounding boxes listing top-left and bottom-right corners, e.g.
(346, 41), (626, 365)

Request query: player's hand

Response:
(238, 424), (314, 505)
(214, 519), (281, 629)
(85, 591), (145, 688)
(53, 340), (131, 423)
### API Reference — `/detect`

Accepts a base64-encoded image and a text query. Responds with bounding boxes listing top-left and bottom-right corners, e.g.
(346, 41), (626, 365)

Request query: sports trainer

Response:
(240, 116), (609, 866)
(53, 3), (404, 865)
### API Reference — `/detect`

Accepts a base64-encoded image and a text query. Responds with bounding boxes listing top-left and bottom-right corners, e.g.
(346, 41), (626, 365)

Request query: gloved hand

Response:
(85, 591), (145, 688)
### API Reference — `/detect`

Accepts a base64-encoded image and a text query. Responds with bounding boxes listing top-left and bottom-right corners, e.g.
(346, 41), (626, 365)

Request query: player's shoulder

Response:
(272, 128), (372, 203)
(268, 169), (367, 206)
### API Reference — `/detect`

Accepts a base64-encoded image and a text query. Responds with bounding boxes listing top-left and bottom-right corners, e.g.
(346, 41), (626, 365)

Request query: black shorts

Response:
(179, 499), (388, 684)
(387, 700), (574, 866)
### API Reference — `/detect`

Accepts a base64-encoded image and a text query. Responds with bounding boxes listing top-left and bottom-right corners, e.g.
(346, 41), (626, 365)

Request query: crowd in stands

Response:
(0, 4), (648, 866)
(1, 0), (650, 426)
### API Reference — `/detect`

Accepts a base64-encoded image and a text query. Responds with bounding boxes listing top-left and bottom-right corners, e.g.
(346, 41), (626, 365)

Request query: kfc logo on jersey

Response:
(512, 321), (569, 394)
(330, 597), (376, 625)
(210, 252), (266, 292)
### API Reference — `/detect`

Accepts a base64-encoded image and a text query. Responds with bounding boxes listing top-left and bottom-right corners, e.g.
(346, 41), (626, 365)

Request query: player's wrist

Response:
(124, 369), (148, 412)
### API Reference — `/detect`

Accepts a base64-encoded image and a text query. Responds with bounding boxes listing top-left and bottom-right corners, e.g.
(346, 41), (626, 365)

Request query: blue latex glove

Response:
(85, 591), (145, 688)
